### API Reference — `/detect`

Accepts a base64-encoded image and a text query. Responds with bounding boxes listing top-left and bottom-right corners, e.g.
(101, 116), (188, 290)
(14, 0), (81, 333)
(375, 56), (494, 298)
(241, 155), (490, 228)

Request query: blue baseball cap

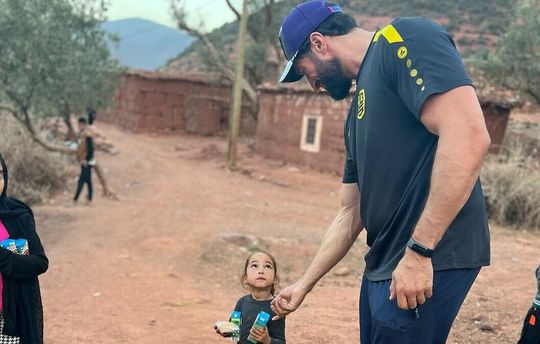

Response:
(278, 0), (342, 83)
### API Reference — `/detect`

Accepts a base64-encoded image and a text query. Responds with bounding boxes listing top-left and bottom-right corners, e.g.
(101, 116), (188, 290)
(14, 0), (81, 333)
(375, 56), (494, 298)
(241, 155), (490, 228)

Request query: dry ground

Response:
(36, 123), (538, 343)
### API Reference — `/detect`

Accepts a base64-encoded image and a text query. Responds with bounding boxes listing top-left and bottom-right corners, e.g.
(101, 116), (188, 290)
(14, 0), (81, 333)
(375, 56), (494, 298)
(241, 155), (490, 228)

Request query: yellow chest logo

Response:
(357, 89), (366, 120)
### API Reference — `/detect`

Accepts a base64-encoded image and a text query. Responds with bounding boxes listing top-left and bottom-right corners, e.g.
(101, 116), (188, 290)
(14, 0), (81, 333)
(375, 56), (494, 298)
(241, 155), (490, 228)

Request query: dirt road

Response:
(37, 124), (538, 343)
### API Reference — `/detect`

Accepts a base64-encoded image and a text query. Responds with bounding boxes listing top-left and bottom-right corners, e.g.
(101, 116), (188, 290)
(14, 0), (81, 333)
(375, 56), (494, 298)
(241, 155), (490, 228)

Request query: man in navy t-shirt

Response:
(271, 1), (491, 343)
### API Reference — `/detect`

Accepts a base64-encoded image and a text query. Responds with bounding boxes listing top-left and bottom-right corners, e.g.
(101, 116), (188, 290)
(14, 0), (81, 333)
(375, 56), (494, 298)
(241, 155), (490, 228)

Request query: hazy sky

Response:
(106, 0), (243, 31)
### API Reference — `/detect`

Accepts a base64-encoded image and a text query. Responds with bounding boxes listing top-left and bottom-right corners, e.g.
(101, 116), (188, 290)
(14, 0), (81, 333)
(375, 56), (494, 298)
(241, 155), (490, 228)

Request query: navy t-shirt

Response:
(233, 295), (286, 344)
(343, 17), (490, 281)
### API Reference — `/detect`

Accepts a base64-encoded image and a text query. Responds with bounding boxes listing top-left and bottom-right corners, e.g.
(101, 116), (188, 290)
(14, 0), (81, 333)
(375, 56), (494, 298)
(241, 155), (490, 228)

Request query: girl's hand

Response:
(214, 323), (225, 337)
(249, 326), (271, 344)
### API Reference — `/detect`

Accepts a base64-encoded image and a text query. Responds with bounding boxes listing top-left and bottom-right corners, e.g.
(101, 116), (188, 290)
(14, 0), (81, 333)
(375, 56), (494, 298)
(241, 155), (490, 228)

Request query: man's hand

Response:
(249, 326), (271, 344)
(389, 248), (433, 309)
(270, 282), (308, 320)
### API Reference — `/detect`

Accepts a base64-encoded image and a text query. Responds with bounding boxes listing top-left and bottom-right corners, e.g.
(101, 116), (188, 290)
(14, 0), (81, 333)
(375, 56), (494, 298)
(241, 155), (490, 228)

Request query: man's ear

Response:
(308, 32), (328, 55)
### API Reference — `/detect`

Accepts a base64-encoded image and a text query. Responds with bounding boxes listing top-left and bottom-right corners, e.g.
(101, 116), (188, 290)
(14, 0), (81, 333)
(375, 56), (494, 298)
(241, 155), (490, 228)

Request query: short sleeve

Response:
(342, 111), (357, 184)
(342, 154), (357, 184)
(228, 298), (242, 321)
(233, 299), (241, 312)
(382, 18), (473, 118)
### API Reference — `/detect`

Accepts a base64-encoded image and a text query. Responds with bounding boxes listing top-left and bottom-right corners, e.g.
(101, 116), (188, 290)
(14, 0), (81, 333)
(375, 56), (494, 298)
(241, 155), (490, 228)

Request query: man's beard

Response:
(313, 57), (352, 100)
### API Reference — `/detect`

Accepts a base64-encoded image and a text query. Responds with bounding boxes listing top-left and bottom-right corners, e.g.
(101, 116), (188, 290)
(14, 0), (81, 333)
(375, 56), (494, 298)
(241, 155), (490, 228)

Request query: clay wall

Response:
(99, 71), (256, 136)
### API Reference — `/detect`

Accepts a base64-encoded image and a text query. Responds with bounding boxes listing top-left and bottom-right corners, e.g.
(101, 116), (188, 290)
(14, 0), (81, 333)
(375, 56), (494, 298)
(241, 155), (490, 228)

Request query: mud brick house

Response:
(99, 70), (256, 136)
(256, 83), (521, 175)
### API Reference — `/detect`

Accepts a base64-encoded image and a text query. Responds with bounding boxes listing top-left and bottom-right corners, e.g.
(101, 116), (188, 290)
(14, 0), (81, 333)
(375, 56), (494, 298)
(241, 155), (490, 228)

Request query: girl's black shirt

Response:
(233, 295), (285, 344)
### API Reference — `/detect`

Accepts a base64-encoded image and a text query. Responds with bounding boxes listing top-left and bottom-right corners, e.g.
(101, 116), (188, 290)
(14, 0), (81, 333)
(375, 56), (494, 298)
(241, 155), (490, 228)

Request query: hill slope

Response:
(102, 18), (194, 71)
(164, 0), (513, 78)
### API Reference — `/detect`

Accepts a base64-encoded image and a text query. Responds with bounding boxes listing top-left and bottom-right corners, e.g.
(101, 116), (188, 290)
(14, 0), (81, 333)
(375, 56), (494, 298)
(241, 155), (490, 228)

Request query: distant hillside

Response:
(164, 0), (513, 78)
(102, 18), (194, 71)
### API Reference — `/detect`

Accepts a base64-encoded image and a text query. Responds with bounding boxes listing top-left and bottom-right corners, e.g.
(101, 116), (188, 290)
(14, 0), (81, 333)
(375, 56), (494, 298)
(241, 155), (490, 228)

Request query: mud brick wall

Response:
(480, 102), (511, 154)
(256, 88), (351, 174)
(99, 72), (256, 136)
(256, 87), (514, 175)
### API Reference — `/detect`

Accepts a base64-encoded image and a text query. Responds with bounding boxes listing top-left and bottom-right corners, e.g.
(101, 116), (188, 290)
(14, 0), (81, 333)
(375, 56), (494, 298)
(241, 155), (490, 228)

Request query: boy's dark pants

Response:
(74, 165), (92, 201)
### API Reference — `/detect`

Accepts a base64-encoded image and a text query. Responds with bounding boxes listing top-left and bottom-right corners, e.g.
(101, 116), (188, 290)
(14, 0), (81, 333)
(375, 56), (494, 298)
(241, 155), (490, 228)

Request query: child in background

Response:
(518, 264), (540, 344)
(216, 251), (286, 343)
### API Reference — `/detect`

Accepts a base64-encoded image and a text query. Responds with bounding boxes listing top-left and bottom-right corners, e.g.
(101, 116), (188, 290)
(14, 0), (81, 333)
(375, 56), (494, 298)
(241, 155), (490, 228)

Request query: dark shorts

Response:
(518, 306), (540, 344)
(360, 268), (481, 344)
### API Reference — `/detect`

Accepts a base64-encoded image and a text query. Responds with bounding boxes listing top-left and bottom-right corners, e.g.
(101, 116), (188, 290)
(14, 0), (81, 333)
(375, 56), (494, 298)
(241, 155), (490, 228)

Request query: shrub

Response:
(0, 118), (71, 204)
(481, 135), (540, 229)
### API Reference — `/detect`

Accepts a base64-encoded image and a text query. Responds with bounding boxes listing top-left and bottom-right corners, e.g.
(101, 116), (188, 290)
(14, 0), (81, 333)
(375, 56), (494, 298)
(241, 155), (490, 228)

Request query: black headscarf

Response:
(0, 153), (47, 344)
(0, 154), (29, 218)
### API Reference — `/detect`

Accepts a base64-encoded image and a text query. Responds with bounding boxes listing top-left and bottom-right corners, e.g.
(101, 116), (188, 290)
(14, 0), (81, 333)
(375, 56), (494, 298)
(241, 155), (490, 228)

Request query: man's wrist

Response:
(298, 279), (314, 293)
(406, 238), (435, 258)
(405, 246), (431, 261)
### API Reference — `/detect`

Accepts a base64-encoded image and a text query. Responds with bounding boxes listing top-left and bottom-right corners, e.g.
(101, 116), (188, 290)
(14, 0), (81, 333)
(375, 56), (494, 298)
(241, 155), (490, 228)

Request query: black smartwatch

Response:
(406, 238), (434, 258)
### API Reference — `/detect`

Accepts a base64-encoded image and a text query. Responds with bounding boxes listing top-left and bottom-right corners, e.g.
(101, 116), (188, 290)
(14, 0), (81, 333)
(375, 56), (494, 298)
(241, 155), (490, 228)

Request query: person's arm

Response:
(86, 136), (94, 161)
(0, 212), (48, 278)
(271, 183), (364, 319)
(390, 85), (491, 309)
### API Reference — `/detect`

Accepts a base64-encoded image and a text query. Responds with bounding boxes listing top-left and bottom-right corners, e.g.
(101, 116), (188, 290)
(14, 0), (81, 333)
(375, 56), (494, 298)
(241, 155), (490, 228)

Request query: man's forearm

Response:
(412, 134), (489, 248)
(298, 203), (363, 292)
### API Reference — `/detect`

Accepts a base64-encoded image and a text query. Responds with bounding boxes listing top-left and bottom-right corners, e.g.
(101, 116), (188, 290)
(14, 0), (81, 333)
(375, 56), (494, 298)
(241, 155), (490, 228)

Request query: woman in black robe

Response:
(0, 153), (48, 344)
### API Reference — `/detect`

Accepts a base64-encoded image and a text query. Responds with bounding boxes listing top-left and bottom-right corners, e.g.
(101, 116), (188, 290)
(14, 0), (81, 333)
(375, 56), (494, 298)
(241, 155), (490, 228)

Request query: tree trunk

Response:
(62, 105), (77, 141)
(227, 0), (249, 170)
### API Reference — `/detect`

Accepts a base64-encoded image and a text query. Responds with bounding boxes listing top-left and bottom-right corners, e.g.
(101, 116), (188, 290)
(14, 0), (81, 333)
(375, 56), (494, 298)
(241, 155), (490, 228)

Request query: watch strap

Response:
(407, 238), (434, 258)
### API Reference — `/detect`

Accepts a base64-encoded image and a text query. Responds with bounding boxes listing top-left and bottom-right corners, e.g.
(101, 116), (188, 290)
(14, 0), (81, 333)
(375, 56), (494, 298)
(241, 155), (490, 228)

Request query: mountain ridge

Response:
(102, 18), (194, 71)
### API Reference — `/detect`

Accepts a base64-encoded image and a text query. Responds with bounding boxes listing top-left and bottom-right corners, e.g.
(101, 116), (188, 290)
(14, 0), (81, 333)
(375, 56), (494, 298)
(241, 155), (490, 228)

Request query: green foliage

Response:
(0, 0), (123, 120)
(471, 0), (540, 104)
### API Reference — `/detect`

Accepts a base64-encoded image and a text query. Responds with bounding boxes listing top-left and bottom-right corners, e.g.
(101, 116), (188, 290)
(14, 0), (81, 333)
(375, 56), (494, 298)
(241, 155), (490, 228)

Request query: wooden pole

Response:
(227, 0), (249, 169)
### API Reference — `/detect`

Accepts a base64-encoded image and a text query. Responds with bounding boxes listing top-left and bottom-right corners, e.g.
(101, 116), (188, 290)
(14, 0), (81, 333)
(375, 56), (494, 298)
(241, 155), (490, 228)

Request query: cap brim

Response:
(279, 52), (303, 83)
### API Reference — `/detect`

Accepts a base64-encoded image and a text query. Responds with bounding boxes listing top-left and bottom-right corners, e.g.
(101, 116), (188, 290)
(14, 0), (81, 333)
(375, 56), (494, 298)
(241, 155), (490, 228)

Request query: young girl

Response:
(0, 153), (48, 344)
(217, 251), (286, 343)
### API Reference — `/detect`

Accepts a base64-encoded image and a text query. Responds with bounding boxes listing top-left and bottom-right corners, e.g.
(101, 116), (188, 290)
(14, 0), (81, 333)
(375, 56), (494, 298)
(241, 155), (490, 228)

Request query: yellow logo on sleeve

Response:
(357, 89), (366, 120)
(397, 46), (408, 59)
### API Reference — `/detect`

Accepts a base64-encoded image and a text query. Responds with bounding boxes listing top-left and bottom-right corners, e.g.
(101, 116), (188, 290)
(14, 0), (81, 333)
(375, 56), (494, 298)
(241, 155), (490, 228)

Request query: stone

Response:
(218, 233), (258, 247)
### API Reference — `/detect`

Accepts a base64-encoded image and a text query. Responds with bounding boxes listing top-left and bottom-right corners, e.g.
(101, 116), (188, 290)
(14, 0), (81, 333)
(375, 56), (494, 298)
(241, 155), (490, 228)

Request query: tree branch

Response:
(526, 89), (540, 105)
(225, 0), (241, 21)
(171, 1), (259, 112)
(20, 110), (73, 154)
(264, 0), (274, 26)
